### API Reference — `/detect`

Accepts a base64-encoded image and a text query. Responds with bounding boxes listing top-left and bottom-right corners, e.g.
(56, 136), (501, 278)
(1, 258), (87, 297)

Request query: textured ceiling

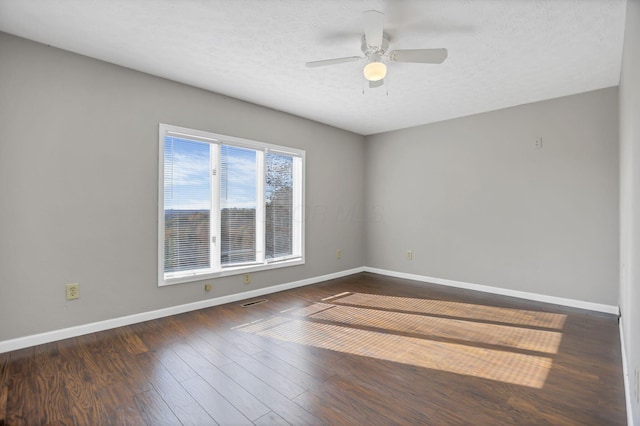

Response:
(0, 0), (627, 135)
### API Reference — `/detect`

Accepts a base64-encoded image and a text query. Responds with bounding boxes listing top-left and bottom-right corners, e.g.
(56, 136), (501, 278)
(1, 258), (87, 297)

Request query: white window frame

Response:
(158, 123), (305, 286)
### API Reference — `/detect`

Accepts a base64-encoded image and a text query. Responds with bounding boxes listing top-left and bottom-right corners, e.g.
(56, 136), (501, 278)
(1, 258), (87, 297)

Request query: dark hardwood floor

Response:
(0, 273), (627, 425)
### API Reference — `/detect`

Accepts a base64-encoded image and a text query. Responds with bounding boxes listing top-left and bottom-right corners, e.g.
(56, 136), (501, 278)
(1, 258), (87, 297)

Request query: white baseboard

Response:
(0, 267), (365, 354)
(0, 265), (619, 354)
(620, 320), (635, 426)
(363, 267), (620, 315)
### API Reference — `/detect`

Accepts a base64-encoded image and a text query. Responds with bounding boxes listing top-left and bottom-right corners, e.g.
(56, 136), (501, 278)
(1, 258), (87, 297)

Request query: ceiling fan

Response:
(306, 10), (448, 88)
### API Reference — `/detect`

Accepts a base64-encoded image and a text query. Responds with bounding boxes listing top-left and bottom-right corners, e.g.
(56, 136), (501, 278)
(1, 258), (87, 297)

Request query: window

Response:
(159, 124), (304, 286)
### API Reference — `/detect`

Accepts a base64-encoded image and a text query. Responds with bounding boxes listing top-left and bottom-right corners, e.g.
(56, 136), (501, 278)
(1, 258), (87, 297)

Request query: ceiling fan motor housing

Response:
(361, 33), (389, 57)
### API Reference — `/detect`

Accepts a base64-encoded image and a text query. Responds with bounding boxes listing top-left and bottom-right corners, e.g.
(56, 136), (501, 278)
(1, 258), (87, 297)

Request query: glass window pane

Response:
(266, 153), (294, 260)
(220, 145), (257, 265)
(164, 137), (211, 273)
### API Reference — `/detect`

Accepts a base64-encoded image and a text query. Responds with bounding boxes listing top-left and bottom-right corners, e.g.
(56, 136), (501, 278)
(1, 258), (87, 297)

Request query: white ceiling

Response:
(0, 0), (627, 135)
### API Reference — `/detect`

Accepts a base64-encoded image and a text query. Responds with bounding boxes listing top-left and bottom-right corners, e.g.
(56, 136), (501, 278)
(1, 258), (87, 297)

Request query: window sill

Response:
(159, 257), (305, 287)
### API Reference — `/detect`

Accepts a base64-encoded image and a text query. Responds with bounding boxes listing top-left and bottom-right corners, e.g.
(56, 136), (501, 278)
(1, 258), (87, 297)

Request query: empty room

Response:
(1, 0), (639, 424)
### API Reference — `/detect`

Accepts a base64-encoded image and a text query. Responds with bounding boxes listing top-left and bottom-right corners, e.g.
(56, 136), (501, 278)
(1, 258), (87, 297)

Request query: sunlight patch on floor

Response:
(334, 293), (567, 329)
(234, 292), (568, 388)
(289, 303), (563, 354)
(237, 317), (552, 388)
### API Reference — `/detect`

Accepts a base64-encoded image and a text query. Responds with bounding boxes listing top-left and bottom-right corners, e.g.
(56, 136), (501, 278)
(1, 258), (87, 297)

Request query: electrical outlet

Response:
(244, 273), (251, 284)
(204, 283), (212, 292)
(336, 249), (342, 259)
(535, 137), (543, 149)
(407, 250), (413, 261)
(66, 283), (80, 300)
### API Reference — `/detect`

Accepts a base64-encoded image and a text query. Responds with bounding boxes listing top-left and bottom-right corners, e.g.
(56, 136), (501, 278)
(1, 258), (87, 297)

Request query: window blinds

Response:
(163, 136), (211, 273)
(265, 152), (294, 261)
(220, 144), (257, 265)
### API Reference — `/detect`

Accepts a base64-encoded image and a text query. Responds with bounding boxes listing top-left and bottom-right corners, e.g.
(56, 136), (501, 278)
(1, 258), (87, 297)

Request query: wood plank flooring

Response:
(0, 273), (627, 425)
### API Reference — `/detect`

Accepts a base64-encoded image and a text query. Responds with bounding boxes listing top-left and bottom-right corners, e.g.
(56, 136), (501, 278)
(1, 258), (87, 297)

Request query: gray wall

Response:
(365, 88), (619, 305)
(0, 29), (623, 348)
(620, 0), (640, 423)
(0, 32), (365, 341)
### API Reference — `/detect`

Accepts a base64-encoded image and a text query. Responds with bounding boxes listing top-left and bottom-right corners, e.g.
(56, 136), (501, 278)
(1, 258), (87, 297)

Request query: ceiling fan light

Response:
(363, 61), (387, 81)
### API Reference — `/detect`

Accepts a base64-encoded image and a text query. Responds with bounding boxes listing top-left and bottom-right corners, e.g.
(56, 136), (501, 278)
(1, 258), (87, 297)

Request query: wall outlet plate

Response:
(535, 137), (543, 149)
(66, 283), (80, 300)
(244, 273), (251, 284)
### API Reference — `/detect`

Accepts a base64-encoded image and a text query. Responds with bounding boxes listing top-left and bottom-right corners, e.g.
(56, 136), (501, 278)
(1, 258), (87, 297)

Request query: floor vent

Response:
(240, 299), (268, 308)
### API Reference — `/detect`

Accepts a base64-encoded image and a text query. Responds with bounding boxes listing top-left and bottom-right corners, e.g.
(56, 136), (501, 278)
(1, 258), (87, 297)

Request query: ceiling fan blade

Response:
(363, 10), (384, 47)
(369, 79), (384, 89)
(306, 56), (362, 68)
(389, 48), (448, 64)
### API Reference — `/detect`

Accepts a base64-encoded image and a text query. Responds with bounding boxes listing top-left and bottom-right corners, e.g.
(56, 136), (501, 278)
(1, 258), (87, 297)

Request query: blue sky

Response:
(221, 145), (257, 209)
